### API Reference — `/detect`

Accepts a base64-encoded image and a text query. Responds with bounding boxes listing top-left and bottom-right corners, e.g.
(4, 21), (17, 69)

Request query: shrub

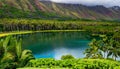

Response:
(26, 58), (120, 69)
(114, 66), (120, 69)
(61, 54), (75, 60)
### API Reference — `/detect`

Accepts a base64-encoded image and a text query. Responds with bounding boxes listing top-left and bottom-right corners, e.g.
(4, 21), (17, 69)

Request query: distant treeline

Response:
(0, 19), (120, 34)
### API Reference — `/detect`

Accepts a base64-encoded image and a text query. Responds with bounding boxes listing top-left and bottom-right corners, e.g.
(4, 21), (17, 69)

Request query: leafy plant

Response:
(61, 54), (75, 60)
(26, 58), (120, 69)
(84, 39), (103, 59)
(0, 36), (35, 69)
(84, 35), (120, 60)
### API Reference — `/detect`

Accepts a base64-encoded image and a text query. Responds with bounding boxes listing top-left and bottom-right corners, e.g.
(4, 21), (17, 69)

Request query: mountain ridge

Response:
(0, 0), (120, 20)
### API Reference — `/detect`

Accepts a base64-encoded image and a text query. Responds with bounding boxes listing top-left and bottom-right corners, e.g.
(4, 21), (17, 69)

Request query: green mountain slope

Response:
(0, 0), (120, 19)
(0, 0), (62, 19)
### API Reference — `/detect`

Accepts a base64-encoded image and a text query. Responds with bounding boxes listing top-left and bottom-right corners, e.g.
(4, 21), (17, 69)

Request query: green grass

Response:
(0, 31), (33, 37)
(0, 30), (84, 37)
(17, 67), (69, 69)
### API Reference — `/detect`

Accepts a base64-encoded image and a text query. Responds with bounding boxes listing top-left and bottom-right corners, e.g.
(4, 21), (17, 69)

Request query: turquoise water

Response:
(21, 31), (92, 59)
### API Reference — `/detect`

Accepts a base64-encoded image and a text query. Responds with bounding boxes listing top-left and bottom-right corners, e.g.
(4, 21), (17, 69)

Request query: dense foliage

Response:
(61, 54), (75, 60)
(84, 35), (120, 60)
(0, 19), (120, 35)
(0, 36), (34, 69)
(26, 58), (120, 69)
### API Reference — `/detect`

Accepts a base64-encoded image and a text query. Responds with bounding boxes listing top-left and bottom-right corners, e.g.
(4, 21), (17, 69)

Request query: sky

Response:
(40, 0), (120, 7)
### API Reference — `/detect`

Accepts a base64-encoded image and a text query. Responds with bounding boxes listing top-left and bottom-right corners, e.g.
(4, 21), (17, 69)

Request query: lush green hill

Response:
(0, 0), (120, 19)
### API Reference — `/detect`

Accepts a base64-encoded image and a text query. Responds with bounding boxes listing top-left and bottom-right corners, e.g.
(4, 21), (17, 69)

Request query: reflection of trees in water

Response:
(21, 32), (91, 43)
(21, 32), (90, 44)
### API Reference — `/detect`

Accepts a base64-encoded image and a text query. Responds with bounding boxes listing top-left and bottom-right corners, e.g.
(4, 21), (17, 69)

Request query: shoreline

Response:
(0, 30), (85, 37)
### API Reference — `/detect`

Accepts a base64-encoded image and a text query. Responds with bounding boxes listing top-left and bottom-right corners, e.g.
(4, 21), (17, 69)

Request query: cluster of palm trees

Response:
(0, 19), (120, 34)
(0, 36), (34, 69)
(84, 35), (120, 60)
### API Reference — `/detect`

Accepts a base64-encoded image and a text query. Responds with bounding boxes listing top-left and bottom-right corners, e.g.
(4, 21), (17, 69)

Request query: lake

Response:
(20, 31), (93, 59)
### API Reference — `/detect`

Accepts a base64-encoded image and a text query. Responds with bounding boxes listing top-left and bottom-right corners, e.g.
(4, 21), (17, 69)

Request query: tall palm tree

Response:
(0, 36), (35, 69)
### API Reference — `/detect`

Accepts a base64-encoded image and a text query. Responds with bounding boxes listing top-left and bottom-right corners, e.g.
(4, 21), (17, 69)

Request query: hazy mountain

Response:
(0, 0), (120, 20)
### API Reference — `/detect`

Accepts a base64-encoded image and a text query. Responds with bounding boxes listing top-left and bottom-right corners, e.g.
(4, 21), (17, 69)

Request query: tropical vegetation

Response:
(0, 36), (34, 69)
(0, 35), (120, 69)
(84, 35), (120, 60)
(61, 54), (75, 60)
(26, 58), (120, 69)
(0, 0), (120, 69)
(0, 19), (120, 36)
(0, 18), (120, 69)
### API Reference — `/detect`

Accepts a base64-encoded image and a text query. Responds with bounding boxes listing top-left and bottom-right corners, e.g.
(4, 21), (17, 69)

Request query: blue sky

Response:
(40, 0), (120, 7)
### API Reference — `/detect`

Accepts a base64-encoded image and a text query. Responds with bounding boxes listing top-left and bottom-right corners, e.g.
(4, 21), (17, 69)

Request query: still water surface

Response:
(21, 31), (92, 59)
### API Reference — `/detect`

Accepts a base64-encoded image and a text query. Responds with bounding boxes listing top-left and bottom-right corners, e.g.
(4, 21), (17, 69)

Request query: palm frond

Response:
(16, 39), (22, 59)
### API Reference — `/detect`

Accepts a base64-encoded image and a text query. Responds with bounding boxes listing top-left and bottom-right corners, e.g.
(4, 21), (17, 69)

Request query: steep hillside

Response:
(0, 0), (120, 20)
(0, 0), (62, 18)
(40, 1), (120, 20)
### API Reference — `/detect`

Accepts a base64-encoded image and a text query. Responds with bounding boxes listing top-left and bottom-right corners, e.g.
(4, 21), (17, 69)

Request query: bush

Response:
(26, 58), (120, 69)
(114, 66), (120, 69)
(61, 54), (75, 60)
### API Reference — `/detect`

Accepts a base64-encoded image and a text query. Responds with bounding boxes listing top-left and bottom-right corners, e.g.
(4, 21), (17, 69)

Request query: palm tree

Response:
(99, 35), (111, 58)
(84, 35), (120, 60)
(84, 39), (103, 59)
(107, 38), (120, 60)
(0, 36), (35, 69)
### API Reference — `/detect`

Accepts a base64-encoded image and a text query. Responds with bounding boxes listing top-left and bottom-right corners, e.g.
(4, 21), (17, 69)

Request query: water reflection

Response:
(19, 31), (92, 59)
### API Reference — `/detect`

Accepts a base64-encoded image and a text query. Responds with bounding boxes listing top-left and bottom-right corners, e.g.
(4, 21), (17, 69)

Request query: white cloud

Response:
(47, 0), (120, 7)
(54, 48), (85, 60)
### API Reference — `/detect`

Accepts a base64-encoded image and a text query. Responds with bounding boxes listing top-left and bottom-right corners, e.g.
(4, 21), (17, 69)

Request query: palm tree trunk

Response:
(106, 51), (109, 59)
(104, 52), (105, 59)
(114, 56), (116, 61)
(112, 55), (114, 60)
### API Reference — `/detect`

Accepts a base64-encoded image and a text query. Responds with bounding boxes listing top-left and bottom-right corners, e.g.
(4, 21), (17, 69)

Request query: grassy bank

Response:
(0, 31), (33, 37)
(17, 67), (120, 69)
(0, 30), (84, 37)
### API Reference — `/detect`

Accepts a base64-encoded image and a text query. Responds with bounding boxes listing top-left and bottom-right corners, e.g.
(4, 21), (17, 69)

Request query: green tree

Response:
(84, 39), (103, 59)
(99, 35), (111, 58)
(85, 35), (120, 60)
(107, 38), (120, 60)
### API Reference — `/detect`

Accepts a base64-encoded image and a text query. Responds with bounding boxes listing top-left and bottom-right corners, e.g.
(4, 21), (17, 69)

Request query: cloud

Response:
(45, 0), (120, 7)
